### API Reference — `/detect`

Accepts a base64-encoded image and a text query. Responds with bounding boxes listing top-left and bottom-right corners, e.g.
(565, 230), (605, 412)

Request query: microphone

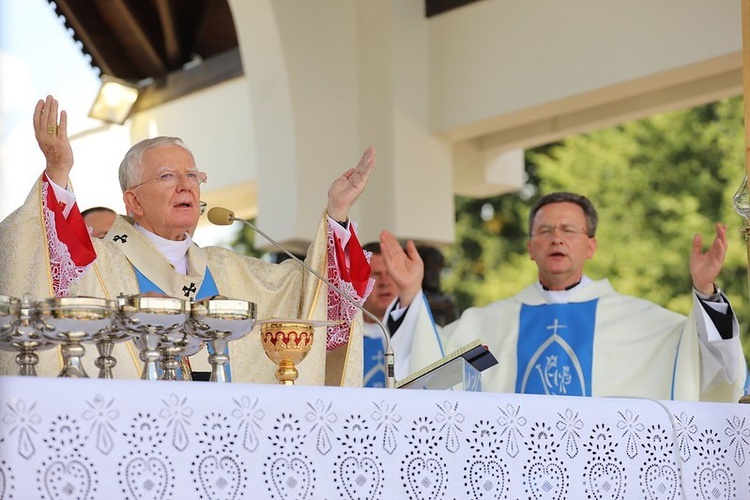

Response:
(208, 206), (397, 388)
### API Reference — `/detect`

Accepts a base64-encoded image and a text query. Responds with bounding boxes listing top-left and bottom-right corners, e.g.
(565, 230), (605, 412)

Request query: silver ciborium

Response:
(189, 297), (257, 382)
(0, 295), (22, 370)
(0, 295), (57, 376)
(93, 295), (134, 379)
(0, 295), (20, 341)
(34, 296), (116, 378)
(118, 295), (197, 381)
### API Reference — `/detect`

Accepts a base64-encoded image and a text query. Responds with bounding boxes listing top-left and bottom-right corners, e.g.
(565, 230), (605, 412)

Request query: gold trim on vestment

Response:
(55, 347), (64, 372)
(93, 263), (109, 299)
(306, 258), (324, 321)
(313, 217), (357, 386)
(93, 262), (143, 376)
(38, 179), (65, 371)
(125, 342), (142, 375)
(37, 179), (54, 297)
(324, 320), (355, 386)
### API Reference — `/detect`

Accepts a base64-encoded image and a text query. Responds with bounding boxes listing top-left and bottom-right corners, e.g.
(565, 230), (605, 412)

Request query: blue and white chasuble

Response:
(516, 300), (597, 396)
(399, 279), (746, 401)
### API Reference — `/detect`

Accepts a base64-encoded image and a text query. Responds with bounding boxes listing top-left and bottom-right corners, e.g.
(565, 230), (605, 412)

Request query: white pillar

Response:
(228, 0), (456, 248)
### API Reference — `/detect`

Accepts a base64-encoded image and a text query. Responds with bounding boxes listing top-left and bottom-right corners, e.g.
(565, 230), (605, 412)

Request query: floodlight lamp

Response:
(88, 76), (140, 125)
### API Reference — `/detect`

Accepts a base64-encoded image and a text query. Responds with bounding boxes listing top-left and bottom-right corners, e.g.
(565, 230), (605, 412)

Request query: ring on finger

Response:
(47, 124), (58, 135)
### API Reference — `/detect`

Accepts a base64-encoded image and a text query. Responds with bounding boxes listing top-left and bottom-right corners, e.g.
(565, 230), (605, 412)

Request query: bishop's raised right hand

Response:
(34, 95), (73, 188)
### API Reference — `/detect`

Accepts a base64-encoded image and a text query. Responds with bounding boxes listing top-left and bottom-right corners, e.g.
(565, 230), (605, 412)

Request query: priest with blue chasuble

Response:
(0, 96), (375, 385)
(380, 192), (747, 401)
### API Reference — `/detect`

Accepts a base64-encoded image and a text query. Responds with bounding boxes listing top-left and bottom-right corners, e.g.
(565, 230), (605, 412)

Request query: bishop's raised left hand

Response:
(326, 147), (375, 222)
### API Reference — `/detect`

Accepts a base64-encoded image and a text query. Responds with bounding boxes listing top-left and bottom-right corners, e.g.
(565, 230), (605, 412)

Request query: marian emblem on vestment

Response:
(517, 301), (598, 397)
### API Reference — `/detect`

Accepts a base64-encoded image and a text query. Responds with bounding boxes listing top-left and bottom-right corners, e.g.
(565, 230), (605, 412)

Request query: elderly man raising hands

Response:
(0, 95), (375, 385)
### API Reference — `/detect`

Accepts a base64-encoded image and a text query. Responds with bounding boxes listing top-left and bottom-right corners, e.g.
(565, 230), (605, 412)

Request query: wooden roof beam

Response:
(191, 0), (220, 55)
(155, 0), (182, 67)
(110, 0), (167, 76)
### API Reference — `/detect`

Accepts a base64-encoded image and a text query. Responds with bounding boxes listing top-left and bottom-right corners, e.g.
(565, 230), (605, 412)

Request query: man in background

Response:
(361, 242), (400, 387)
(416, 244), (457, 327)
(361, 240), (457, 386)
(81, 206), (116, 238)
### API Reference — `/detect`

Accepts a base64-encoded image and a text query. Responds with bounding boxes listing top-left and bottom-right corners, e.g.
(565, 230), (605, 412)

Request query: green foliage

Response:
(444, 97), (750, 365)
(229, 224), (265, 259)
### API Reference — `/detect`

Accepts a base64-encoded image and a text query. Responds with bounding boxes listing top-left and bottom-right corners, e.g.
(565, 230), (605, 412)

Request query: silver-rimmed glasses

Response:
(531, 224), (589, 239)
(130, 169), (207, 190)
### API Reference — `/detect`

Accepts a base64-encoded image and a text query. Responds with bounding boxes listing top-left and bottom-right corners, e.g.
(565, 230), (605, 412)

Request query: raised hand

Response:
(326, 147), (375, 222)
(689, 223), (728, 295)
(33, 95), (73, 188)
(380, 230), (424, 308)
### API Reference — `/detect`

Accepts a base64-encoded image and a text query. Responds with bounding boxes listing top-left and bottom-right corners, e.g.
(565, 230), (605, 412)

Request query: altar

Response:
(1, 376), (749, 499)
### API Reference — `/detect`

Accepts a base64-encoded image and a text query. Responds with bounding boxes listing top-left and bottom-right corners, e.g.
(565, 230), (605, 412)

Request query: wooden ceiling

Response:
(426, 0), (483, 18)
(48, 0), (239, 82)
(48, 0), (483, 109)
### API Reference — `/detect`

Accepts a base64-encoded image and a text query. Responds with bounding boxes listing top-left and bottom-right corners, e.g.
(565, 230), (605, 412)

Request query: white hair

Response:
(118, 136), (193, 191)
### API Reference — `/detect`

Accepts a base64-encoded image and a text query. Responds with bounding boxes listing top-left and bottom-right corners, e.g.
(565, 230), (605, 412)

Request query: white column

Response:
(228, 0), (456, 248)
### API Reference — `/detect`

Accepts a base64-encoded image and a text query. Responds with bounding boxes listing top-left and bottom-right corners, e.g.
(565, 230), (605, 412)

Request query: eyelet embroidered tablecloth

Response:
(0, 376), (748, 499)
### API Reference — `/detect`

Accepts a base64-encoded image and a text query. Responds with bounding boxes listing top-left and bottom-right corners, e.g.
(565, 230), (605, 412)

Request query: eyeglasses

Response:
(531, 224), (589, 239)
(130, 169), (207, 190)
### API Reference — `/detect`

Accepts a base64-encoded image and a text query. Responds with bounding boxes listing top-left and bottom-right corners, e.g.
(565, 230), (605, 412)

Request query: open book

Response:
(396, 339), (498, 390)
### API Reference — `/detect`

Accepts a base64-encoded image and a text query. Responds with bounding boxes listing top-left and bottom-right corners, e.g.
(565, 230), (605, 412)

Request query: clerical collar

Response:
(541, 280), (582, 291)
(536, 276), (593, 304)
(134, 224), (192, 275)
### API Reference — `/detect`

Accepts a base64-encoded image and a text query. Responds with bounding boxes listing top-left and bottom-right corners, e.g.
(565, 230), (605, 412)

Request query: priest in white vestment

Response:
(0, 95), (375, 386)
(380, 192), (747, 402)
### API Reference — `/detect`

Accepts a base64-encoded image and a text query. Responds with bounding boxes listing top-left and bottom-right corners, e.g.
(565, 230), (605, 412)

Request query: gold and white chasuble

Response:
(398, 280), (746, 402)
(0, 176), (369, 386)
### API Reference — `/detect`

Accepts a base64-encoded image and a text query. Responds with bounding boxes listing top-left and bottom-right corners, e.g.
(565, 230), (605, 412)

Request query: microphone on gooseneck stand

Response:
(207, 206), (397, 389)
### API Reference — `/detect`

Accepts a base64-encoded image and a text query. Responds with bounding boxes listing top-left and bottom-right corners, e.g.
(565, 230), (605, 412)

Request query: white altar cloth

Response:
(0, 375), (749, 499)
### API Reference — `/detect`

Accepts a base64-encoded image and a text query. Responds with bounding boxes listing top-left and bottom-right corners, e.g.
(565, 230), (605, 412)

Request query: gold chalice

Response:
(259, 319), (339, 385)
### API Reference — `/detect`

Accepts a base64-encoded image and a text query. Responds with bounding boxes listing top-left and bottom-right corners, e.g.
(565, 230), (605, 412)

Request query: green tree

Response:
(229, 223), (265, 259)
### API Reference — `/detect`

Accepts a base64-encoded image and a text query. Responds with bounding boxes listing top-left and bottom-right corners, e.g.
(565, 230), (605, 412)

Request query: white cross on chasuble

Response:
(516, 300), (598, 396)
